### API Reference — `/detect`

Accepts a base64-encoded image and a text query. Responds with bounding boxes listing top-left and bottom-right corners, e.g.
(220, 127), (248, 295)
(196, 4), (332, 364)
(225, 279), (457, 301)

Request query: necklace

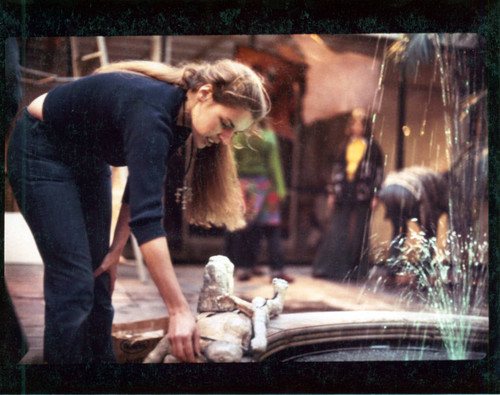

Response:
(175, 99), (194, 210)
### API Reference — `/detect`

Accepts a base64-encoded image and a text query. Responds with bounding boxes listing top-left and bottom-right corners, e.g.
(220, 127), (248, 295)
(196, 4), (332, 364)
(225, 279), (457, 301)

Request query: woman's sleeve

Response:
(267, 131), (287, 199)
(329, 143), (346, 196)
(123, 101), (174, 246)
(373, 142), (385, 193)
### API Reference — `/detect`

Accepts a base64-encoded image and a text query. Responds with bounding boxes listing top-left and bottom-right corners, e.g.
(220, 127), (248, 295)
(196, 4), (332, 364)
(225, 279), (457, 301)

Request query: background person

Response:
(7, 59), (269, 363)
(225, 120), (294, 283)
(312, 108), (384, 281)
(378, 166), (449, 264)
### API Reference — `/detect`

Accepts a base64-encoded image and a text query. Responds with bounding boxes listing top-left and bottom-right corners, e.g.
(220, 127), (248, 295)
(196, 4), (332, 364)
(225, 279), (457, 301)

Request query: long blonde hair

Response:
(95, 59), (270, 230)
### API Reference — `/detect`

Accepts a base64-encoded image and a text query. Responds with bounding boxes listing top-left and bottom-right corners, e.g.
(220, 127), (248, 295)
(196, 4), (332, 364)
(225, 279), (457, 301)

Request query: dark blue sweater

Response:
(43, 72), (189, 245)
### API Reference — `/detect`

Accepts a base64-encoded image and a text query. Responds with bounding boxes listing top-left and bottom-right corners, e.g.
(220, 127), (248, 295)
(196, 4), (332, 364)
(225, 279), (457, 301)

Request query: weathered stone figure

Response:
(143, 255), (288, 363)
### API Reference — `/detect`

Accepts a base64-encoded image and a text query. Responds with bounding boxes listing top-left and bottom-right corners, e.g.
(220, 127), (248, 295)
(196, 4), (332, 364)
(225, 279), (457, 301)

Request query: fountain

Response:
(262, 34), (489, 362)
(363, 33), (489, 360)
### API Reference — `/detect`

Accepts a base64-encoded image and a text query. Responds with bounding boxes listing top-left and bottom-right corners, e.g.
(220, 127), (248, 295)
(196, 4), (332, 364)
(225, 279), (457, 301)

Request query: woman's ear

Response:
(197, 84), (213, 101)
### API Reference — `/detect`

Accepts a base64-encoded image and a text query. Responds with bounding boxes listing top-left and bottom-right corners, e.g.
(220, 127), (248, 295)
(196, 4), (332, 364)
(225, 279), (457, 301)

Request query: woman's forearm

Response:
(93, 203), (131, 284)
(139, 236), (200, 362)
(110, 203), (131, 254)
(118, 205), (189, 314)
(139, 237), (191, 314)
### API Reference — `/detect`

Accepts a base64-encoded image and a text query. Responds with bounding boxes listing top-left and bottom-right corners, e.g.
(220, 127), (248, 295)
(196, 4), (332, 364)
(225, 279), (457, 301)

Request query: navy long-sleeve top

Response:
(42, 72), (190, 245)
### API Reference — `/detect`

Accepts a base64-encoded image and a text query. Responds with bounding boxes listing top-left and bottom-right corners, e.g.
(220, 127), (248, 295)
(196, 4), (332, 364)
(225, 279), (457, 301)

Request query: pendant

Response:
(175, 183), (193, 210)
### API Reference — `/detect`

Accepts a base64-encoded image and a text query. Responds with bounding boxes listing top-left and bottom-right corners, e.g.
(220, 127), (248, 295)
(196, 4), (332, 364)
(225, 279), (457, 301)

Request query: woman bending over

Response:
(7, 59), (269, 363)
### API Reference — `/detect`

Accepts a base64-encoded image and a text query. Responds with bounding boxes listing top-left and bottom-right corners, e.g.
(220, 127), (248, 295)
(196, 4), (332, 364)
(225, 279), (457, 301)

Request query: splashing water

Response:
(366, 33), (488, 360)
(382, 230), (488, 359)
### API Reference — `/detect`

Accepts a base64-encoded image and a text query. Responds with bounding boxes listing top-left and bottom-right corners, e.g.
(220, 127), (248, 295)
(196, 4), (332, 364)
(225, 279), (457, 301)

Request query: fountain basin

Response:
(261, 311), (488, 361)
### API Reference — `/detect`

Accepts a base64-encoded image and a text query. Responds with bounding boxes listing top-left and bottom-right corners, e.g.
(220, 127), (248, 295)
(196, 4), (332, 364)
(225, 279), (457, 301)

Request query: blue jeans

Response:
(7, 109), (116, 363)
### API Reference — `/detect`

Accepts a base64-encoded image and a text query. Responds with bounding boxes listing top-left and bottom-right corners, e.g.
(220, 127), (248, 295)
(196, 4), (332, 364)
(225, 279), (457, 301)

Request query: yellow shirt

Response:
(345, 138), (367, 181)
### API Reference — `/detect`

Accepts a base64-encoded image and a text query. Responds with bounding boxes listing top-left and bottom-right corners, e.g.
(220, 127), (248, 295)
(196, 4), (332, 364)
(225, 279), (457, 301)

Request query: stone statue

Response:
(143, 255), (288, 363)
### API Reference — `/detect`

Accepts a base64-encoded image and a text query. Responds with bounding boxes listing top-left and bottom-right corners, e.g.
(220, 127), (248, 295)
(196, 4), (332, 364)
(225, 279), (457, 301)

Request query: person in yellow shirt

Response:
(312, 108), (384, 281)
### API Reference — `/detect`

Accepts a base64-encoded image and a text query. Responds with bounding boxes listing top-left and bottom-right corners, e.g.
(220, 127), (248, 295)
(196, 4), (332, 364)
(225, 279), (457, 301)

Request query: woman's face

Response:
(189, 85), (254, 149)
(348, 116), (365, 138)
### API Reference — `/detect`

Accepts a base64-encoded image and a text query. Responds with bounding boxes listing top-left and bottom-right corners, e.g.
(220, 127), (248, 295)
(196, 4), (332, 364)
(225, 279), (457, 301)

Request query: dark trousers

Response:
(7, 110), (115, 364)
(313, 201), (371, 281)
(225, 224), (285, 272)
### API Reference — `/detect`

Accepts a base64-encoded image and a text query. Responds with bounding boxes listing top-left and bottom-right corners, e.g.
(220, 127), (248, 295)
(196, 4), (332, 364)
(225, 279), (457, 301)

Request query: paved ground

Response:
(5, 260), (423, 364)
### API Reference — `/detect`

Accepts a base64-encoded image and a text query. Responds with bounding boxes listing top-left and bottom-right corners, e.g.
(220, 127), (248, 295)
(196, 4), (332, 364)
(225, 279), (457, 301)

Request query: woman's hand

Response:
(94, 251), (120, 294)
(94, 202), (131, 294)
(139, 236), (201, 362)
(167, 309), (201, 362)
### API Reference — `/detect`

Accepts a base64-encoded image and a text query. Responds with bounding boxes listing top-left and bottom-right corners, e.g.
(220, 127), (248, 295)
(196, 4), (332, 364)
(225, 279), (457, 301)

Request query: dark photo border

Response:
(1, 0), (498, 393)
